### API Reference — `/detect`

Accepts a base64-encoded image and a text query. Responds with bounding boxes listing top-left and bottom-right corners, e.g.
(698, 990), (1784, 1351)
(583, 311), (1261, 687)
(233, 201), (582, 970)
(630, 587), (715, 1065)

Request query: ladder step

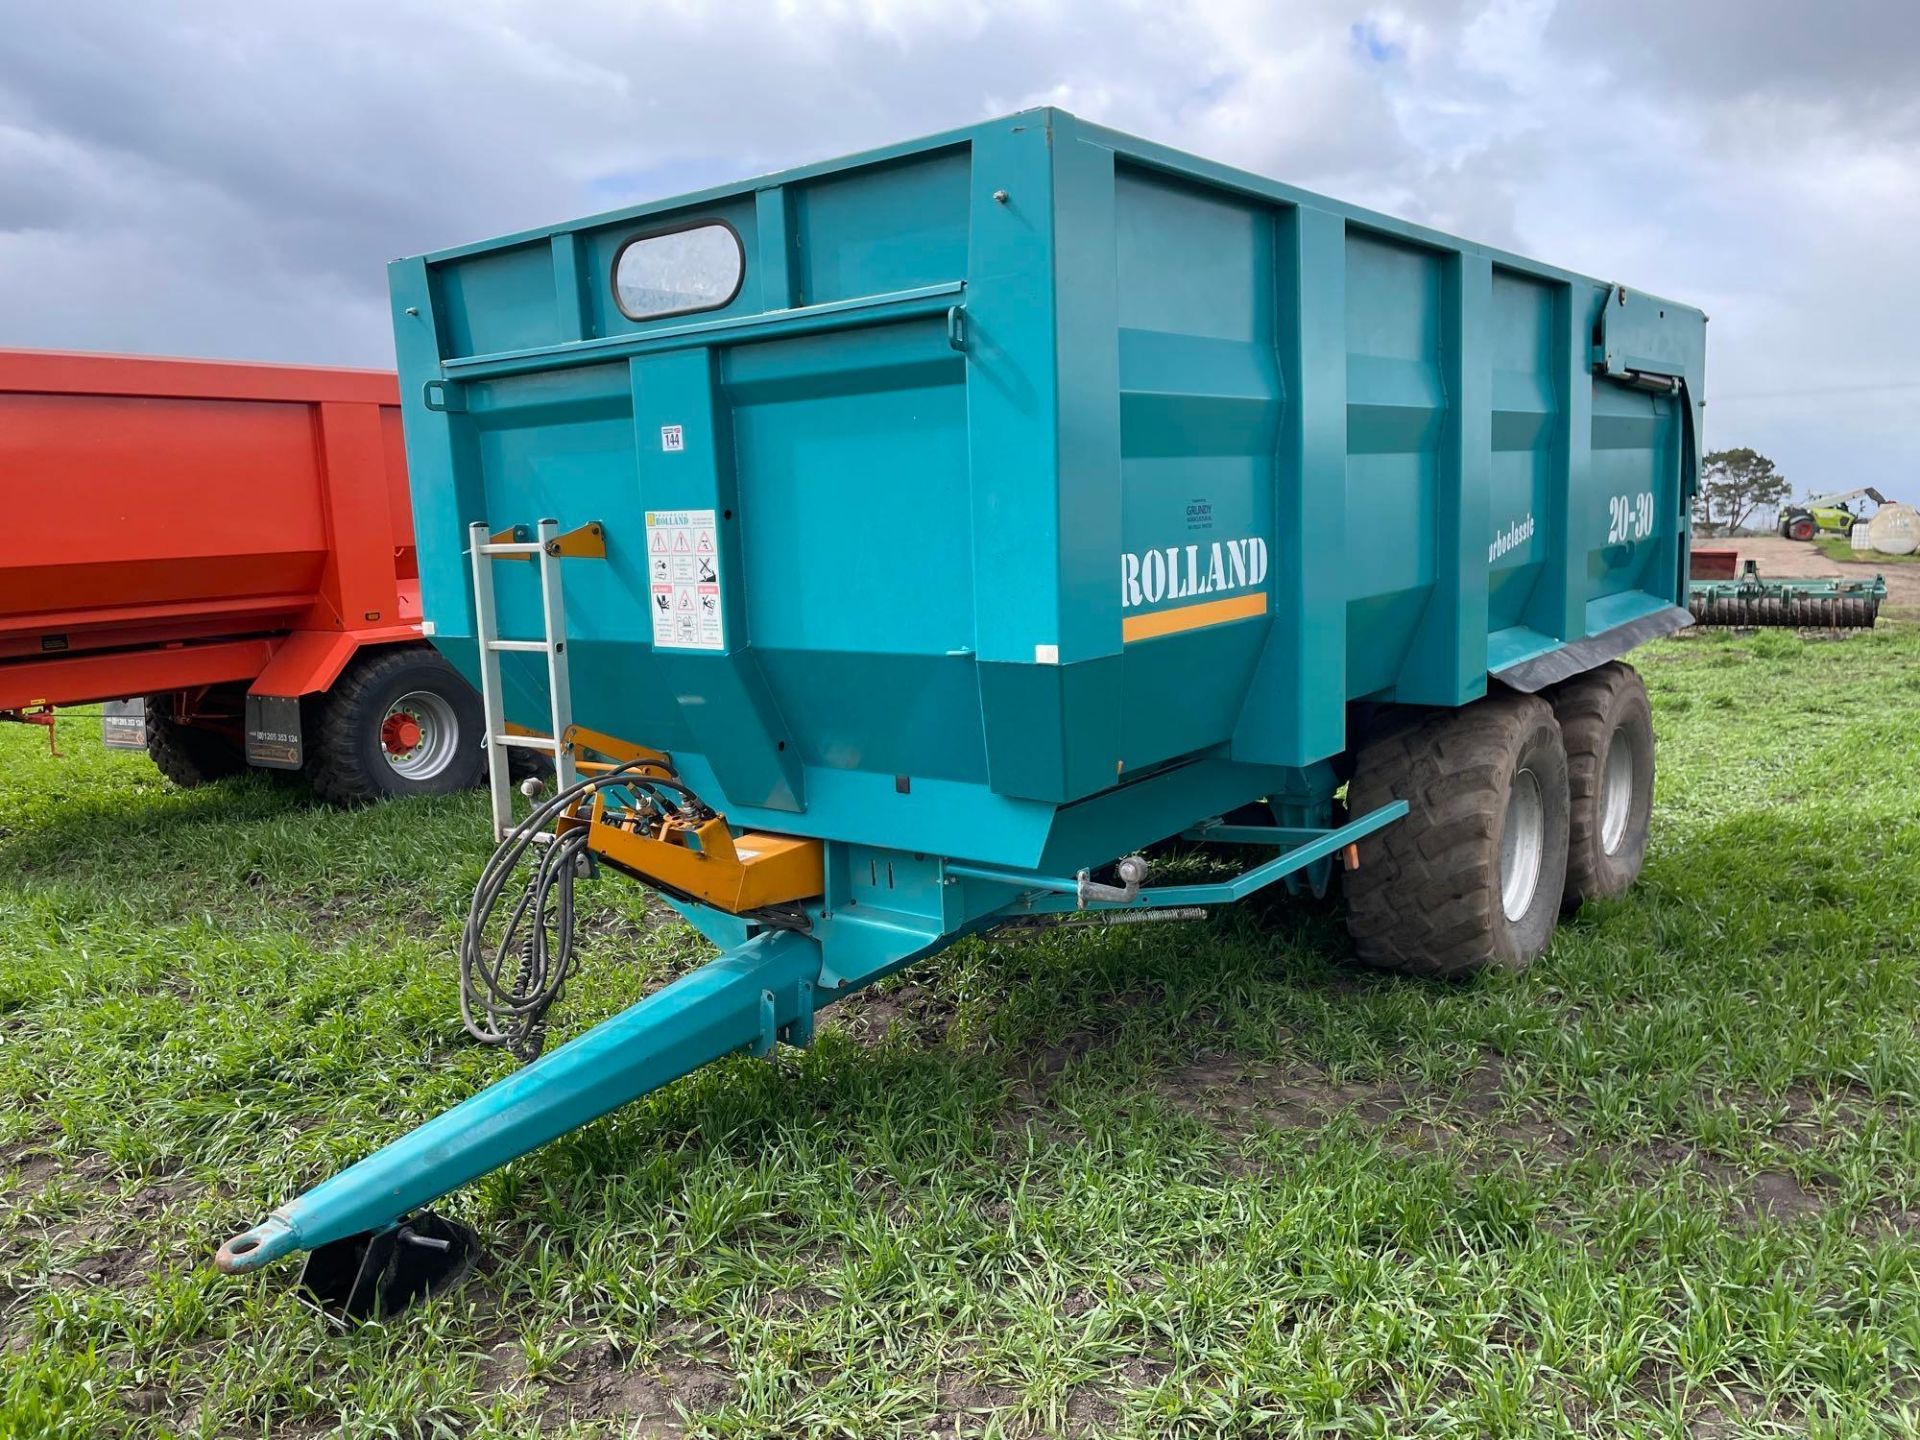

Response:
(493, 734), (559, 752)
(471, 518), (578, 846)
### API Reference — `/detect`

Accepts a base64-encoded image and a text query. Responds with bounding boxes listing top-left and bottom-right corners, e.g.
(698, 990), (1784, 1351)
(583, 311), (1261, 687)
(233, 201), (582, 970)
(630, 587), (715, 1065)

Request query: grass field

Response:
(4, 628), (1919, 1438)
(1812, 536), (1920, 567)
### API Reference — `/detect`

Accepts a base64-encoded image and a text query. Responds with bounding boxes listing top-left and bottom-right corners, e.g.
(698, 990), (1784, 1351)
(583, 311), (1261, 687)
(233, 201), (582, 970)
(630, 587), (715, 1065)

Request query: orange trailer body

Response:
(0, 350), (427, 762)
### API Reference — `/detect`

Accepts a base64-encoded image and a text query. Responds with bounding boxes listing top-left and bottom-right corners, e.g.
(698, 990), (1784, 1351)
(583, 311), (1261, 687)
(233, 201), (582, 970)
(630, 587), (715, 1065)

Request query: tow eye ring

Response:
(219, 1210), (479, 1324)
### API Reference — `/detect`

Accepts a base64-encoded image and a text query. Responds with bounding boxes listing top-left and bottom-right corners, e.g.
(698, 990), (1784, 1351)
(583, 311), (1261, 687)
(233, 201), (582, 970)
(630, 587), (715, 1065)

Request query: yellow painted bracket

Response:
(545, 521), (606, 559)
(489, 525), (531, 562)
(563, 723), (668, 770)
(506, 717), (815, 910)
(487, 520), (605, 562)
(499, 721), (673, 777)
(583, 804), (824, 913)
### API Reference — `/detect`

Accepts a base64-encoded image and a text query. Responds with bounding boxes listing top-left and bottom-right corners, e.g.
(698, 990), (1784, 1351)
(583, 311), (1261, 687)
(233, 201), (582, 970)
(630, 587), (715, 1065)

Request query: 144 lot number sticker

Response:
(646, 509), (724, 651)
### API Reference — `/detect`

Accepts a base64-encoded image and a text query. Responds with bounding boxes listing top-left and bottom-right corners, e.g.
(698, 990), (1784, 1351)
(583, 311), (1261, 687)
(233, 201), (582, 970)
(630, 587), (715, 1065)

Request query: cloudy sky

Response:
(3, 0), (1915, 497)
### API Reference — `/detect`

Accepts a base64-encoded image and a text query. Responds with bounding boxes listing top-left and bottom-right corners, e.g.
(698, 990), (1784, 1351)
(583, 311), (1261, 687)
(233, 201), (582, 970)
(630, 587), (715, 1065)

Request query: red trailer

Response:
(0, 349), (483, 802)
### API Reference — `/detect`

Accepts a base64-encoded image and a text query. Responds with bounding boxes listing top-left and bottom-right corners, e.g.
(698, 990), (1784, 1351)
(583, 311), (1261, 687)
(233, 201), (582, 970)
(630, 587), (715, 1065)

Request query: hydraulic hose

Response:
(456, 760), (802, 1060)
(458, 762), (652, 1060)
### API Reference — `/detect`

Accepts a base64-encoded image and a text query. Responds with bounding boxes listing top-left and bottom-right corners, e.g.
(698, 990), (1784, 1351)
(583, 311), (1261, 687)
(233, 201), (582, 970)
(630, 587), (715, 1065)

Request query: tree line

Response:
(1693, 448), (1790, 535)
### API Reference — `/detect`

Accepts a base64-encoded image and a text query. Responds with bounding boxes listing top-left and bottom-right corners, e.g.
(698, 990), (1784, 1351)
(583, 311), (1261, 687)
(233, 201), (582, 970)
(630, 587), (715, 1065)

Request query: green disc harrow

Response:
(1689, 561), (1886, 629)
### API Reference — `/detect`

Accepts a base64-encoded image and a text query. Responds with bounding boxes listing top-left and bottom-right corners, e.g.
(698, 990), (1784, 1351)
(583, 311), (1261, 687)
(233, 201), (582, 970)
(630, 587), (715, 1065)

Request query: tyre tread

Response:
(1344, 693), (1565, 978)
(307, 646), (480, 806)
(144, 708), (246, 788)
(1551, 660), (1653, 907)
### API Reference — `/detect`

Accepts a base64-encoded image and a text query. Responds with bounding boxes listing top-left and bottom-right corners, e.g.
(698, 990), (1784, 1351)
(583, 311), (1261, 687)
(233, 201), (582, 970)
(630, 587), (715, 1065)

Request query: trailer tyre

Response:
(144, 708), (247, 788)
(1344, 693), (1570, 977)
(308, 647), (484, 805)
(1552, 662), (1653, 909)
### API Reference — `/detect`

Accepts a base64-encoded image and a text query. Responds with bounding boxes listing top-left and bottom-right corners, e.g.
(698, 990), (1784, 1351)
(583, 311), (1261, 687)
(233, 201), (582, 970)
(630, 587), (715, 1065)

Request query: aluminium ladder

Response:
(467, 519), (579, 841)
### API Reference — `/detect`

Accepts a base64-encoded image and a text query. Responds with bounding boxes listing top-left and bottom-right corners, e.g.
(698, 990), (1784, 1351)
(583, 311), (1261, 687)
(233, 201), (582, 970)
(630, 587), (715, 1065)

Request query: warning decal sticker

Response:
(645, 509), (725, 651)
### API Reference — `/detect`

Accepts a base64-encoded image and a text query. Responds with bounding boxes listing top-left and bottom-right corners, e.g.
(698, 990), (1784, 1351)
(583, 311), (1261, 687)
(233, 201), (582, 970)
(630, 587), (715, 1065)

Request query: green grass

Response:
(4, 632), (1920, 1438)
(1813, 536), (1920, 566)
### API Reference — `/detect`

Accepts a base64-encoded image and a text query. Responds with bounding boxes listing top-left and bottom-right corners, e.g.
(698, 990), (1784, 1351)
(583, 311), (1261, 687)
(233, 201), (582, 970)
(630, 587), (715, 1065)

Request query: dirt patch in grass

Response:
(1445, 1052), (1511, 1116)
(1685, 1385), (1773, 1438)
(754, 1281), (835, 1318)
(1739, 1168), (1828, 1224)
(471, 1335), (528, 1392)
(1152, 1054), (1848, 1234)
(60, 1240), (152, 1289)
(1859, 1207), (1920, 1240)
(123, 1174), (195, 1219)
(1026, 1028), (1105, 1082)
(1152, 1052), (1571, 1183)
(537, 1338), (732, 1434)
(0, 1148), (145, 1283)
(1627, 1139), (1833, 1226)
(932, 1370), (1023, 1433)
(1151, 1048), (1545, 1143)
(1062, 1385), (1121, 1435)
(306, 890), (433, 928)
(0, 1149), (62, 1199)
(1220, 1057), (1397, 1129)
(577, 899), (677, 950)
(834, 982), (958, 1048)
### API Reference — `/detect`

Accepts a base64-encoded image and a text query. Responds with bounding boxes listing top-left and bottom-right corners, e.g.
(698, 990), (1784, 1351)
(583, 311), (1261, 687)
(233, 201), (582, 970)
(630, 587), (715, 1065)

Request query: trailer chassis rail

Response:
(945, 801), (1407, 914)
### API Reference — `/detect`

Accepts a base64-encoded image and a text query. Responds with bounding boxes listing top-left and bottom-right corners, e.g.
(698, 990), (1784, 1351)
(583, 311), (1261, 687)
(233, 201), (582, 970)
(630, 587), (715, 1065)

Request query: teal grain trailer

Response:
(219, 110), (1704, 1314)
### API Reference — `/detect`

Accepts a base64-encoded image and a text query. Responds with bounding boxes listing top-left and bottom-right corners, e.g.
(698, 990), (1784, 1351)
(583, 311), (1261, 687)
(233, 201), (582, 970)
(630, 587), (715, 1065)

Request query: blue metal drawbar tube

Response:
(217, 805), (1398, 1275)
(217, 930), (822, 1273)
(949, 801), (1408, 914)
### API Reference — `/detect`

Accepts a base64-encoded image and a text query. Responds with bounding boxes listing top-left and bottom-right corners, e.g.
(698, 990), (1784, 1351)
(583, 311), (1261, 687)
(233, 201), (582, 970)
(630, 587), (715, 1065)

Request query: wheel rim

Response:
(1599, 724), (1635, 856)
(379, 690), (460, 780)
(1500, 767), (1545, 922)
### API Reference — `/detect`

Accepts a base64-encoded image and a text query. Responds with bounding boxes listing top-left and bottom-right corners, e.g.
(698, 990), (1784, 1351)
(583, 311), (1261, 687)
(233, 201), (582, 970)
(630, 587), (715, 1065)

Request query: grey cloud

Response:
(0, 0), (1912, 497)
(1547, 0), (1920, 129)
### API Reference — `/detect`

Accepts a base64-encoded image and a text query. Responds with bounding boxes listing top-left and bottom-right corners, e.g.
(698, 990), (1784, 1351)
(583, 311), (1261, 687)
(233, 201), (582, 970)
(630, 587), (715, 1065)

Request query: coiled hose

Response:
(457, 761), (806, 1061)
(458, 761), (662, 1061)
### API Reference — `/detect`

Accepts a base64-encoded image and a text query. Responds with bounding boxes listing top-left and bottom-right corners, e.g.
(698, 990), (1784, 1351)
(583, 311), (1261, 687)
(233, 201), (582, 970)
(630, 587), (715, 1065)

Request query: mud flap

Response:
(101, 699), (147, 750)
(245, 693), (304, 769)
(1491, 605), (1693, 694)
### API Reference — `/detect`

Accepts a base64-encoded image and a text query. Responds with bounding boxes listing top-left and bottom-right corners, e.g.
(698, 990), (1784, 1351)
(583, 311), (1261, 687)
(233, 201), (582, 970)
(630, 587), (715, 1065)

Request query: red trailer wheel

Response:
(309, 648), (483, 804)
(381, 711), (423, 756)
